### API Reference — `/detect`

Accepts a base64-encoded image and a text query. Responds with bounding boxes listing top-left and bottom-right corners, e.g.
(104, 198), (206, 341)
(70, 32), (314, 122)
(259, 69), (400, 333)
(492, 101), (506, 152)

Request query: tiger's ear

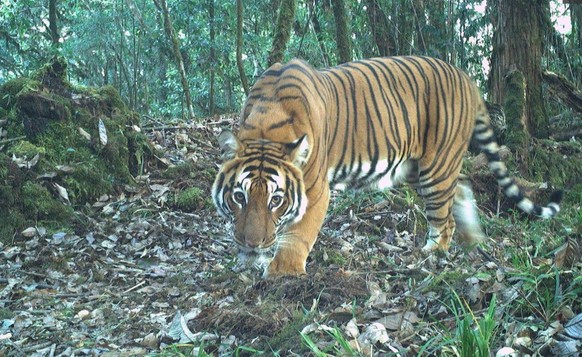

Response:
(217, 130), (239, 161)
(285, 135), (310, 168)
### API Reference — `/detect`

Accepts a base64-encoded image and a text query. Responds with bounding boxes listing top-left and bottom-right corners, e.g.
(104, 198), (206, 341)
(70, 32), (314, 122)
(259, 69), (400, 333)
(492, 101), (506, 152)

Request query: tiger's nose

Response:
(241, 235), (264, 249)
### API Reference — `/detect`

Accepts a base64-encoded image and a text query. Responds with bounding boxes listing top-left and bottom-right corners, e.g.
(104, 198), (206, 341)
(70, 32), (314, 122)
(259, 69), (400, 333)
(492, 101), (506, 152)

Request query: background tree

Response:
(488, 0), (549, 145)
(0, 0), (578, 129)
(331, 0), (352, 63)
(236, 0), (249, 95)
(268, 0), (296, 67)
(154, 0), (194, 119)
(48, 0), (59, 47)
(365, 0), (392, 56)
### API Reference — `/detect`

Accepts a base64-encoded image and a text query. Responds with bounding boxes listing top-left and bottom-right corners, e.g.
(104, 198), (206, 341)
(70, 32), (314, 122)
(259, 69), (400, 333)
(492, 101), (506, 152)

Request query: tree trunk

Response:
(236, 0), (249, 95)
(154, 0), (194, 119)
(308, 0), (331, 66)
(267, 0), (296, 67)
(573, 4), (582, 50)
(365, 0), (391, 56)
(331, 0), (352, 63)
(48, 0), (59, 47)
(488, 0), (548, 140)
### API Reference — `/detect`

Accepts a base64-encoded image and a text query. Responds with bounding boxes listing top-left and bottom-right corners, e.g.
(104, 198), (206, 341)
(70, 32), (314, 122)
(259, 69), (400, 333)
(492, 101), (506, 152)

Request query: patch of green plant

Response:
(419, 294), (498, 357)
(507, 266), (581, 323)
(162, 162), (196, 179)
(301, 325), (362, 357)
(7, 140), (46, 159)
(173, 186), (205, 211)
(264, 309), (314, 355)
(0, 77), (40, 110)
(0, 308), (15, 320)
(323, 249), (347, 266)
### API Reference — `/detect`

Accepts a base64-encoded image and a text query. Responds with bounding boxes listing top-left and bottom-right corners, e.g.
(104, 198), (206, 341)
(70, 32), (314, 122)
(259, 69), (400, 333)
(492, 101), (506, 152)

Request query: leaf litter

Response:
(0, 114), (580, 356)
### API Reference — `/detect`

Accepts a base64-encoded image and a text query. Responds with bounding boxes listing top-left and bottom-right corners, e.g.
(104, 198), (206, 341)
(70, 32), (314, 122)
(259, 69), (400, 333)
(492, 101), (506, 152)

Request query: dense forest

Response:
(1, 0), (582, 356)
(1, 0), (581, 122)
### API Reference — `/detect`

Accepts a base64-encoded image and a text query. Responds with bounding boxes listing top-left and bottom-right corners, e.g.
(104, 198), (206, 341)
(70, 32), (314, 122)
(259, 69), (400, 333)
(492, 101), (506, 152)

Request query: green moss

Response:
(32, 56), (70, 87)
(162, 162), (195, 179)
(7, 141), (46, 159)
(22, 182), (73, 222)
(503, 70), (529, 154)
(97, 85), (127, 110)
(528, 139), (582, 189)
(173, 187), (205, 211)
(0, 58), (155, 239)
(0, 77), (40, 110)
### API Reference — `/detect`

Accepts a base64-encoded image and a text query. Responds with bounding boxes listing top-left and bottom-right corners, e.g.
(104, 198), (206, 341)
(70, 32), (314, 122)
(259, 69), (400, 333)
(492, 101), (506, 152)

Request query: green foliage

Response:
(301, 326), (362, 357)
(173, 186), (207, 211)
(452, 294), (498, 357)
(3, 0), (568, 120)
(420, 294), (499, 357)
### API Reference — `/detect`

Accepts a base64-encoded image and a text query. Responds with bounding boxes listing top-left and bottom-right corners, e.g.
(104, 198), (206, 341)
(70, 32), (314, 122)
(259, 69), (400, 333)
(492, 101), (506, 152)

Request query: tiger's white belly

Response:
(327, 158), (414, 190)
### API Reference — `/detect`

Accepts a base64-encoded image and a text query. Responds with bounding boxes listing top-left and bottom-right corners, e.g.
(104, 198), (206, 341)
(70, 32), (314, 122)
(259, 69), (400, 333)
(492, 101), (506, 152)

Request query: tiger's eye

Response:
(233, 192), (246, 204)
(270, 195), (283, 207)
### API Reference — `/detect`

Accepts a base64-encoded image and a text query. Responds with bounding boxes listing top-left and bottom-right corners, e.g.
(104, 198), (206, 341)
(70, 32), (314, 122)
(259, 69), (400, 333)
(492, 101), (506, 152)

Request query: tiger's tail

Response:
(473, 105), (563, 218)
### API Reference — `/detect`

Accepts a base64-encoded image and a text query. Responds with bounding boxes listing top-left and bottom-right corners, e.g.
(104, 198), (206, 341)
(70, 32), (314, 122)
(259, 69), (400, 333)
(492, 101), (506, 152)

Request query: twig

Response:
(123, 280), (146, 293)
(0, 135), (27, 144)
(141, 125), (184, 131)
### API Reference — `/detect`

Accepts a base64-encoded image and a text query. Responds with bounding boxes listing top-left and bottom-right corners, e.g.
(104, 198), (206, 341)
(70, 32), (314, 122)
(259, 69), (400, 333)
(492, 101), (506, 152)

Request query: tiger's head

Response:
(212, 130), (310, 255)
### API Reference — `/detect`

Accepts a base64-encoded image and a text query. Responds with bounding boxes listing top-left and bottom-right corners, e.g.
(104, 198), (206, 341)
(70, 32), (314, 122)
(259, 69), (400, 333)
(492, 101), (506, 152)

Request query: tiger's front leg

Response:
(266, 184), (330, 277)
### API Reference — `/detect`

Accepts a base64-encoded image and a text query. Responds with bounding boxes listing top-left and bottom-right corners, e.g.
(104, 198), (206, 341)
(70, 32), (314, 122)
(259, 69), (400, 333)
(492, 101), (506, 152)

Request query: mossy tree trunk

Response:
(488, 0), (549, 142)
(154, 0), (195, 119)
(503, 69), (529, 163)
(331, 0), (352, 64)
(236, 0), (249, 95)
(267, 0), (296, 67)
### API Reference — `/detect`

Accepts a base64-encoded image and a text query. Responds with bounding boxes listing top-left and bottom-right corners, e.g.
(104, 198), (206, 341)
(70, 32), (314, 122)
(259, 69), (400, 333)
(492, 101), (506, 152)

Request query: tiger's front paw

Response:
(264, 253), (307, 278)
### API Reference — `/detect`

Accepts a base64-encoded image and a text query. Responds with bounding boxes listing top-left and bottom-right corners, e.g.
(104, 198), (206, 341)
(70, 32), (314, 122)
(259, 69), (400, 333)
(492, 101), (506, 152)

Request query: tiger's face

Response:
(212, 130), (310, 254)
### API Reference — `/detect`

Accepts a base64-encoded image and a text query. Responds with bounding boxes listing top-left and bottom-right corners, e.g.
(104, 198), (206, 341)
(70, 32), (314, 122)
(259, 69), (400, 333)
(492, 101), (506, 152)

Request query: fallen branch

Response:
(543, 71), (582, 113)
(550, 126), (582, 141)
(0, 135), (27, 144)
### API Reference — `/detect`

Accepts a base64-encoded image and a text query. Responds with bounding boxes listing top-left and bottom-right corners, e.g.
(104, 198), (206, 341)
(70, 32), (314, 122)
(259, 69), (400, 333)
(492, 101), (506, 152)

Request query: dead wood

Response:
(543, 70), (582, 114)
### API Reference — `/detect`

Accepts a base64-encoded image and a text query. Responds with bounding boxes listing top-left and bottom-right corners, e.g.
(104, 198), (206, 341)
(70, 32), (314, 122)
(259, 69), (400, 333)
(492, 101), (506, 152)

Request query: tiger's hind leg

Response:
(416, 159), (462, 252)
(452, 178), (485, 249)
(420, 185), (457, 252)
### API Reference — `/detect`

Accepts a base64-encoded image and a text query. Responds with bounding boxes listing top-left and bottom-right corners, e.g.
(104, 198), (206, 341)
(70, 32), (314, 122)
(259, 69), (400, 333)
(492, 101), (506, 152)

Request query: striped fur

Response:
(213, 56), (562, 276)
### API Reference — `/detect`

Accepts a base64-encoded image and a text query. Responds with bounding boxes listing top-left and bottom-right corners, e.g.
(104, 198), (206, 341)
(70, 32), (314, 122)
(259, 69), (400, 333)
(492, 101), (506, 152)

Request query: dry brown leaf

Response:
(375, 311), (419, 331)
(554, 237), (580, 269)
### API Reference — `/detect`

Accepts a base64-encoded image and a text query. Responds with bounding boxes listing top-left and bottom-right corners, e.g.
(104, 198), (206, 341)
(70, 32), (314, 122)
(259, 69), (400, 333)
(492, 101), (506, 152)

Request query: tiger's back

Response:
(213, 56), (562, 276)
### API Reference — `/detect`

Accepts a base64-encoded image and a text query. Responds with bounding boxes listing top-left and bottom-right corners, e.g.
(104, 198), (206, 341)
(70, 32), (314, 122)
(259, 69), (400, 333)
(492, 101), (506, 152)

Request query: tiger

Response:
(212, 56), (562, 277)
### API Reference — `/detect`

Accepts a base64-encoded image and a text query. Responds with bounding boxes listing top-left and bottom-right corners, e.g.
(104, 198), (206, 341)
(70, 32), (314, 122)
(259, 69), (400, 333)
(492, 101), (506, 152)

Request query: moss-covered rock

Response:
(0, 57), (155, 241)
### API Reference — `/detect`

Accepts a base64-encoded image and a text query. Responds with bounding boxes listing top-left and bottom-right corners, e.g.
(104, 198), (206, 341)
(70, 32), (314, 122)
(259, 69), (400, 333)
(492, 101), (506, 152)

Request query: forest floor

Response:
(1, 114), (581, 357)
